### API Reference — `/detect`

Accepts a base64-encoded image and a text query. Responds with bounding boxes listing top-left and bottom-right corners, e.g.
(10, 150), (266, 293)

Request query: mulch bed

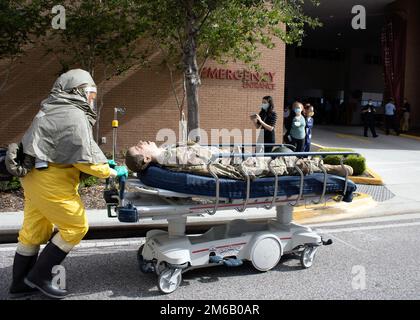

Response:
(0, 185), (107, 212)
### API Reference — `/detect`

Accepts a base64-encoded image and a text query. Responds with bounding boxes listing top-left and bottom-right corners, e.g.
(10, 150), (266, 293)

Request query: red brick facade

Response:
(0, 40), (285, 153)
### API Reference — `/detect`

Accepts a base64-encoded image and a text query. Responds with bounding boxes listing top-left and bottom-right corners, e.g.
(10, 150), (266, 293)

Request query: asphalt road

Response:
(0, 213), (419, 300)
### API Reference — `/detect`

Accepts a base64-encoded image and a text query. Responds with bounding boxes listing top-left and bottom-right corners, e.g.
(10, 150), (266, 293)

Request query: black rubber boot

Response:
(9, 253), (39, 298)
(24, 242), (69, 299)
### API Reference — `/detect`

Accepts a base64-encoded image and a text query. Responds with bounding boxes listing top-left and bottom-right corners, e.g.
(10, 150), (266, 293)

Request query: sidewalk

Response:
(312, 125), (420, 210)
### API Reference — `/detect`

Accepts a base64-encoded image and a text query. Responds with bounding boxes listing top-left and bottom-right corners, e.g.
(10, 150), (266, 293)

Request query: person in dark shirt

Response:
(361, 100), (378, 138)
(401, 99), (411, 133)
(250, 96), (277, 153)
(304, 104), (315, 152)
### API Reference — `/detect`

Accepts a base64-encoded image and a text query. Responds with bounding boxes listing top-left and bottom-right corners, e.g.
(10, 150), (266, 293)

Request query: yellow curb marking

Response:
(336, 133), (372, 144)
(350, 167), (383, 185)
(400, 134), (420, 141)
(293, 193), (377, 223)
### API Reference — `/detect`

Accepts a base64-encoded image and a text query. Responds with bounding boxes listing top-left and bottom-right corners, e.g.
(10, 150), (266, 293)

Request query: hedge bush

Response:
(319, 148), (366, 176)
(0, 176), (22, 192)
(344, 155), (366, 176)
(79, 176), (99, 188)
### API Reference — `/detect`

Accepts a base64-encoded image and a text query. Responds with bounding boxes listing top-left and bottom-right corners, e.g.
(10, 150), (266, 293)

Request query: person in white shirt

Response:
(384, 99), (400, 136)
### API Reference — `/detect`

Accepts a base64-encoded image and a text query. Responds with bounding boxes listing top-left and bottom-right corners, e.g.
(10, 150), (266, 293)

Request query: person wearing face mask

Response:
(250, 96), (277, 153)
(7, 69), (128, 299)
(303, 104), (315, 152)
(289, 102), (306, 152)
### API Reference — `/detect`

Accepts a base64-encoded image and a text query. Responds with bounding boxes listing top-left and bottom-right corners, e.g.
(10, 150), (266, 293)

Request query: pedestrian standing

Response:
(304, 104), (315, 152)
(384, 98), (400, 136)
(290, 102), (306, 152)
(400, 99), (411, 133)
(361, 100), (378, 138)
(250, 96), (277, 153)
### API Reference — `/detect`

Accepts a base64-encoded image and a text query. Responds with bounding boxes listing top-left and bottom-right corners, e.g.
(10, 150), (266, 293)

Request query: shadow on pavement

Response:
(0, 248), (305, 300)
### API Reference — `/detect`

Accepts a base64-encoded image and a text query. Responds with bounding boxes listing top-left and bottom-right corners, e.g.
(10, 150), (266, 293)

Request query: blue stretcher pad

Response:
(139, 164), (357, 203)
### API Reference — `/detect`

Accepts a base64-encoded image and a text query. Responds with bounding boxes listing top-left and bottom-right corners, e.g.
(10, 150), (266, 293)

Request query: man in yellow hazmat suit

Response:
(7, 69), (128, 299)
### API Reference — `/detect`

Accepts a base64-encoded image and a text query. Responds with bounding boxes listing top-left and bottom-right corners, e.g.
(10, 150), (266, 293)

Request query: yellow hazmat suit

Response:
(18, 163), (111, 246)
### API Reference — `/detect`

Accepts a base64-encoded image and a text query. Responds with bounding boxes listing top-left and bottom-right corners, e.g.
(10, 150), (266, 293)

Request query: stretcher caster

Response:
(137, 245), (154, 274)
(300, 246), (318, 269)
(154, 261), (167, 276)
(250, 236), (282, 272)
(158, 268), (182, 294)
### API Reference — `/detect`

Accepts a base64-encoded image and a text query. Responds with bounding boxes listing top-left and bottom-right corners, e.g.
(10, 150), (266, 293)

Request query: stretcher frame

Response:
(105, 144), (359, 294)
(107, 145), (357, 221)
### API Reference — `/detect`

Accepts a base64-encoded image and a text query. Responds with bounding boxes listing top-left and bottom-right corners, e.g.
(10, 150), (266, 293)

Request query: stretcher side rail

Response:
(206, 151), (360, 216)
(108, 151), (359, 221)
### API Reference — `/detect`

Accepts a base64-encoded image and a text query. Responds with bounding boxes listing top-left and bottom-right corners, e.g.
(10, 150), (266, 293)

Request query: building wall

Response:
(0, 40), (285, 152)
(389, 0), (420, 129)
(402, 0), (420, 128)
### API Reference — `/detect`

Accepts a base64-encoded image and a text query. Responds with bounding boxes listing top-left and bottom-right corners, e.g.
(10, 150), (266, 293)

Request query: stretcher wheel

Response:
(250, 236), (282, 272)
(137, 244), (144, 263)
(300, 246), (318, 269)
(155, 261), (167, 276)
(157, 268), (182, 294)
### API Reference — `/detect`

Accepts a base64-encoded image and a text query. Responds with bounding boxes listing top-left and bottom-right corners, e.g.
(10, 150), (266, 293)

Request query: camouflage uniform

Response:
(153, 143), (344, 180)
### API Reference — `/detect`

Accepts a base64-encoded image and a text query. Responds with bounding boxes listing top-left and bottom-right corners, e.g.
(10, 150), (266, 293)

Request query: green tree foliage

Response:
(136, 0), (321, 139)
(48, 0), (149, 77)
(0, 0), (49, 91)
(46, 0), (151, 141)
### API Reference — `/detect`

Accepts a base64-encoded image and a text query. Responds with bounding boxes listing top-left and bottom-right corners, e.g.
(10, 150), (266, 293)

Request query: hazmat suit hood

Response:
(21, 69), (107, 164)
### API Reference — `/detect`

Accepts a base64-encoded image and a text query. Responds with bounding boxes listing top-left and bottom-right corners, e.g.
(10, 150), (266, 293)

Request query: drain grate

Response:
(355, 184), (395, 202)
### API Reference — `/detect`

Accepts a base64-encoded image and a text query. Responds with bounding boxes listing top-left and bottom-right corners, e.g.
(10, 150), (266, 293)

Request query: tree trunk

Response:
(183, 1), (201, 142)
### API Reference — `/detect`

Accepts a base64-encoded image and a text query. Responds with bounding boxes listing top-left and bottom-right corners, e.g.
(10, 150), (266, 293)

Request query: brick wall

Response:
(0, 39), (285, 153)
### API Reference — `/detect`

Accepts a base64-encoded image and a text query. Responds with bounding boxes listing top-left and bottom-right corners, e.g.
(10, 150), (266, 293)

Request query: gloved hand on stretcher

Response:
(108, 159), (117, 168)
(109, 165), (128, 179)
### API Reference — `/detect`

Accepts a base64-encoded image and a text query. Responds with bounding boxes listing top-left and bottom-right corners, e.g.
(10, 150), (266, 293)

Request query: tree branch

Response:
(0, 58), (14, 93)
(196, 9), (212, 33)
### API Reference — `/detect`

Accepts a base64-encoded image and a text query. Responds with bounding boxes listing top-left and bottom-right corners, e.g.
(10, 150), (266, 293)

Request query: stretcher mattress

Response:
(139, 165), (357, 203)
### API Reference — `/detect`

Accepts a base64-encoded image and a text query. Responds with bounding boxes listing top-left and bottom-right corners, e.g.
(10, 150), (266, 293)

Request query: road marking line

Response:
(317, 221), (420, 234)
(0, 240), (143, 252)
(325, 234), (365, 252)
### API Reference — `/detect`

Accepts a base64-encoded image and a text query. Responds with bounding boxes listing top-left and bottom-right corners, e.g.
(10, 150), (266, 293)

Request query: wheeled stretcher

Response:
(105, 145), (358, 294)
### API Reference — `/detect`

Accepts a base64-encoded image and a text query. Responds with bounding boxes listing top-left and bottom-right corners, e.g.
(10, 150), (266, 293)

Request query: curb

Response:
(347, 167), (384, 185)
(292, 192), (376, 223)
(312, 142), (384, 186)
